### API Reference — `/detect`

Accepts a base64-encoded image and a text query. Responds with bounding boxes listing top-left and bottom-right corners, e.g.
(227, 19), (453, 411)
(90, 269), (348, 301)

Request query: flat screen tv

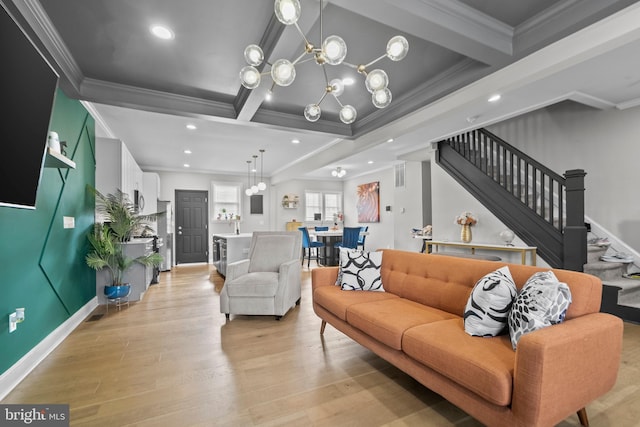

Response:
(0, 5), (59, 209)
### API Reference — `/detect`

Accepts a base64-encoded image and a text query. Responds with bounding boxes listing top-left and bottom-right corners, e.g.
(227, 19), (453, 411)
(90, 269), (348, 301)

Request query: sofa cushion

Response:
(339, 249), (384, 291)
(508, 271), (572, 350)
(313, 285), (398, 321)
(225, 272), (279, 297)
(346, 298), (458, 350)
(403, 318), (515, 406)
(464, 266), (517, 337)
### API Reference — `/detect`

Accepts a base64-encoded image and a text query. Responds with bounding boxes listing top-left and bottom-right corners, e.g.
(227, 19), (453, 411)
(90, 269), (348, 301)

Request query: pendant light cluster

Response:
(239, 0), (409, 124)
(245, 149), (267, 196)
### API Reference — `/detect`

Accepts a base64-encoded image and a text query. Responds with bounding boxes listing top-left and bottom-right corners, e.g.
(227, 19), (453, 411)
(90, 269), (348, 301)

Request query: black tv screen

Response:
(0, 5), (58, 209)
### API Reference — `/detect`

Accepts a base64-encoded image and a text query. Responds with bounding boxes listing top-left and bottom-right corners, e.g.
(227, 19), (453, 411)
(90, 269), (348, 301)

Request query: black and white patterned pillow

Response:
(335, 247), (361, 286)
(339, 250), (384, 291)
(508, 271), (572, 350)
(464, 266), (517, 337)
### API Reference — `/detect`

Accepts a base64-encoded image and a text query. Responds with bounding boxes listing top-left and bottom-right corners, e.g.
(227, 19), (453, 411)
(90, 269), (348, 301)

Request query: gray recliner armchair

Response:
(220, 231), (302, 320)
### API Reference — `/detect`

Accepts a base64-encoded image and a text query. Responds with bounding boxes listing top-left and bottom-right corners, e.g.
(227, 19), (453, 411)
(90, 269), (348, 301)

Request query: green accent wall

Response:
(0, 89), (96, 374)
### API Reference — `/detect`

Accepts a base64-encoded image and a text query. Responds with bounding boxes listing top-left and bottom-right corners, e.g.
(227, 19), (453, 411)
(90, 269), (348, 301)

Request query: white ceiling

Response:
(4, 0), (640, 183)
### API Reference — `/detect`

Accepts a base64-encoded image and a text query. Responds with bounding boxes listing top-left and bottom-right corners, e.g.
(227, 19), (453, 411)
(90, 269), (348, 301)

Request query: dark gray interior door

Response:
(175, 190), (208, 264)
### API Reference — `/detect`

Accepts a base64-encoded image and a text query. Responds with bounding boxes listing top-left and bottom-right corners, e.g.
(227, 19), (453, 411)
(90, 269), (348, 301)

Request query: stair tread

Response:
(602, 277), (640, 291)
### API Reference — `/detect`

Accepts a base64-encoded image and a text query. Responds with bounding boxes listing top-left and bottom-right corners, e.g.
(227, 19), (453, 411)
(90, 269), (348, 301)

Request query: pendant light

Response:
(258, 149), (267, 191)
(245, 160), (253, 196)
(251, 155), (259, 194)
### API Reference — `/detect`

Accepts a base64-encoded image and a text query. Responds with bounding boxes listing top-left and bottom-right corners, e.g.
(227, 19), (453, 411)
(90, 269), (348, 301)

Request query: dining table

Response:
(311, 229), (369, 266)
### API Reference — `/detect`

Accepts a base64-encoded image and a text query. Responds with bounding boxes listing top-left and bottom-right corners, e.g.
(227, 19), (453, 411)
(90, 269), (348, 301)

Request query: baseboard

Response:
(0, 297), (98, 400)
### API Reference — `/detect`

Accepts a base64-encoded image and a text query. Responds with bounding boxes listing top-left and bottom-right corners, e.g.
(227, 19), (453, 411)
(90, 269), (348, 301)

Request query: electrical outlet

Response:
(9, 312), (17, 333)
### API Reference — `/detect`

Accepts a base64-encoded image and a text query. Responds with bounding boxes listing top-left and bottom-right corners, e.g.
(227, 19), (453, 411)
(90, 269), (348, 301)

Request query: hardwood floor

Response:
(3, 263), (640, 426)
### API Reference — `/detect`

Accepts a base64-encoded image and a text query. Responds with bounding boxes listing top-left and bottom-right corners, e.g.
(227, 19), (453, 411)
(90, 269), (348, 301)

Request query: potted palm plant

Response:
(86, 188), (163, 299)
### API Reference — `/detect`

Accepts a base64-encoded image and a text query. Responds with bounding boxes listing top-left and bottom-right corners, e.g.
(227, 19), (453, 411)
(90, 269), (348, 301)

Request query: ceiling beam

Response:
(328, 0), (514, 66)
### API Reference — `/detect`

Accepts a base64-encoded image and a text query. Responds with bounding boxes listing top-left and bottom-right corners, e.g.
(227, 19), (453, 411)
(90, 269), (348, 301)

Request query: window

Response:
(305, 190), (342, 221)
(212, 182), (241, 220)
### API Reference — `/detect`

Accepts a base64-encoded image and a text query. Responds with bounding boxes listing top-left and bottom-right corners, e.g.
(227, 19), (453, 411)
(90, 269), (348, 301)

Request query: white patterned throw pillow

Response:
(508, 271), (572, 350)
(339, 250), (384, 291)
(464, 266), (517, 337)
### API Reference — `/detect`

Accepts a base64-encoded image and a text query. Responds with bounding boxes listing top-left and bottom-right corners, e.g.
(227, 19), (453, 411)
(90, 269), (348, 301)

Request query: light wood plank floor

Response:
(3, 263), (640, 426)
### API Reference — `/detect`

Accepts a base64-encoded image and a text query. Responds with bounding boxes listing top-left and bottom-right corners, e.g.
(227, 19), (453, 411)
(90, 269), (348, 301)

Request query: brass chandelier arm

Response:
(365, 53), (388, 69)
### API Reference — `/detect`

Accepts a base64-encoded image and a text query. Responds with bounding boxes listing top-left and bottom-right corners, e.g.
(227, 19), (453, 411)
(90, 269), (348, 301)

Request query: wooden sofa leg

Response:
(320, 320), (326, 335)
(577, 408), (589, 427)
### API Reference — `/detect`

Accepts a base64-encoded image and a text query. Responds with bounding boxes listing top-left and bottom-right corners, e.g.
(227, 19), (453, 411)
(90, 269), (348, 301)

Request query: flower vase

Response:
(460, 224), (472, 243)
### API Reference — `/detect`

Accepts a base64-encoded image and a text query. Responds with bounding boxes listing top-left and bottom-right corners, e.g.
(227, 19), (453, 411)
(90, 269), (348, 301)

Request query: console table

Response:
(422, 239), (537, 265)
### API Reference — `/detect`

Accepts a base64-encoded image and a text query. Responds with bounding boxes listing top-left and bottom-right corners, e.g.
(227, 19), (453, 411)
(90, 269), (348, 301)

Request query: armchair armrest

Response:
(226, 259), (249, 282)
(512, 312), (623, 426)
(312, 267), (339, 292)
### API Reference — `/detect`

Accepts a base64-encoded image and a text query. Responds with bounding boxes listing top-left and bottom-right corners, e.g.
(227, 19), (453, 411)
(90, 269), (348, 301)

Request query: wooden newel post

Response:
(563, 169), (587, 271)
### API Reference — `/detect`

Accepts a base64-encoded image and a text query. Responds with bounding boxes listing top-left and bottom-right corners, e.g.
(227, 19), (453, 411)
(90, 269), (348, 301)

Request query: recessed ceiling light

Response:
(488, 94), (501, 103)
(186, 123), (197, 130)
(183, 163), (190, 168)
(342, 77), (355, 86)
(184, 149), (192, 154)
(387, 138), (394, 143)
(368, 160), (374, 164)
(150, 25), (174, 40)
(291, 138), (300, 144)
(265, 90), (273, 101)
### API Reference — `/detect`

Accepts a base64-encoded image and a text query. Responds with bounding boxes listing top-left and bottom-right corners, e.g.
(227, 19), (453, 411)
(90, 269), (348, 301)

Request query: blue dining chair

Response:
(299, 227), (325, 267)
(314, 226), (329, 232)
(357, 226), (368, 250)
(334, 227), (361, 250)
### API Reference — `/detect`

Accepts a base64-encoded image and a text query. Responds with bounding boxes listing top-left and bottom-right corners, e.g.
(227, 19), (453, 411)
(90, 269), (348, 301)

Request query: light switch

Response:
(63, 216), (75, 228)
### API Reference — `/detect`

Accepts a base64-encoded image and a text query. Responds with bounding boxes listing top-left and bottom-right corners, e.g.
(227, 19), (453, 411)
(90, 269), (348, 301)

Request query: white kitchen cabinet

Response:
(96, 137), (143, 204)
(142, 172), (160, 215)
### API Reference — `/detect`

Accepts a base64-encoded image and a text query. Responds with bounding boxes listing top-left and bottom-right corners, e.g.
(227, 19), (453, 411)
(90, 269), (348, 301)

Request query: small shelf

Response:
(282, 194), (299, 209)
(44, 147), (75, 169)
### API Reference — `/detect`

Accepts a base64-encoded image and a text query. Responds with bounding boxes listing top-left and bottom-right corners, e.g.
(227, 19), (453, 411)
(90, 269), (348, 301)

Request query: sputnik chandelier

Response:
(239, 0), (409, 124)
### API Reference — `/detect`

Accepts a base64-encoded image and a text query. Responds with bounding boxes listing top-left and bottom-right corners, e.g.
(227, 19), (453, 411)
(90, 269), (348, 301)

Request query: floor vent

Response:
(86, 314), (104, 322)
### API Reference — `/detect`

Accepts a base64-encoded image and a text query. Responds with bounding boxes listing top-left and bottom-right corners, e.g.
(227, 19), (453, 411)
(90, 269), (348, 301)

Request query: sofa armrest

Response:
(225, 259), (250, 282)
(312, 266), (339, 292)
(512, 312), (623, 426)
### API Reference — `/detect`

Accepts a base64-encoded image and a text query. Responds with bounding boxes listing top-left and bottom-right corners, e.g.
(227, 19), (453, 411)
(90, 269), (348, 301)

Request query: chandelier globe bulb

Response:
(323, 35), (347, 65)
(339, 105), (357, 124)
(386, 35), (409, 61)
(244, 44), (264, 66)
(372, 88), (392, 108)
(365, 69), (388, 93)
(240, 66), (261, 89)
(329, 78), (344, 97)
(274, 0), (301, 25)
(271, 59), (296, 86)
(304, 104), (322, 122)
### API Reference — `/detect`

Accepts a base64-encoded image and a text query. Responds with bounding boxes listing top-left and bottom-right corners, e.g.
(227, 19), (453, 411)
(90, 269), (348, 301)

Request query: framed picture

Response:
(250, 194), (263, 214)
(356, 181), (380, 223)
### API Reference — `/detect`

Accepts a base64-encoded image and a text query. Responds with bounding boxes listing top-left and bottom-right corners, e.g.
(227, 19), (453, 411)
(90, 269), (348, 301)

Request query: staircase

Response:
(436, 128), (640, 321)
(586, 242), (640, 322)
(436, 128), (586, 270)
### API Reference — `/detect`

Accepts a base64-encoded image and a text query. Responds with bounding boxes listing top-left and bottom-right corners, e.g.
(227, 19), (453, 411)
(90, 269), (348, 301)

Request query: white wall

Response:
(152, 170), (272, 262)
(431, 163), (541, 265)
(487, 101), (640, 254)
(342, 161), (424, 253)
(273, 179), (343, 230)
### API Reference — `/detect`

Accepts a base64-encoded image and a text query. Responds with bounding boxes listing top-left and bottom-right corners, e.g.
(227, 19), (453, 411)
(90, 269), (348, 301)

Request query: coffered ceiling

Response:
(4, 0), (640, 183)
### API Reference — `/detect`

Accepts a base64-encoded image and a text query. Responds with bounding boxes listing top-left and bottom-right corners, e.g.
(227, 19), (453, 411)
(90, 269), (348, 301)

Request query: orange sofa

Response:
(312, 249), (623, 427)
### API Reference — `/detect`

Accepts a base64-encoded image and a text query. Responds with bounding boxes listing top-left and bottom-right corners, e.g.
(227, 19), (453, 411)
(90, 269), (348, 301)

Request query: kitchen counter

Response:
(212, 233), (253, 277)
